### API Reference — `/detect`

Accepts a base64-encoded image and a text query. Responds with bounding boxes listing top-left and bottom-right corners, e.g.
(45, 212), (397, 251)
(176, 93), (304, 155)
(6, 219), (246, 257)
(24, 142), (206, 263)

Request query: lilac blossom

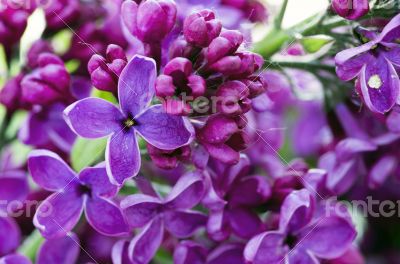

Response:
(244, 189), (356, 264)
(28, 150), (129, 239)
(335, 14), (400, 113)
(64, 55), (194, 184)
(120, 171), (206, 263)
(332, 0), (369, 20)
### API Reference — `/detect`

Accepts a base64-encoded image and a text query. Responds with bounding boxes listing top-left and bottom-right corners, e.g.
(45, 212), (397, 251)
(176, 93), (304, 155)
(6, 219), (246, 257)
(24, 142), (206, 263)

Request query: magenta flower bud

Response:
(216, 81), (251, 116)
(21, 53), (71, 105)
(88, 44), (127, 94)
(156, 57), (206, 115)
(209, 51), (263, 78)
(147, 144), (191, 169)
(27, 40), (53, 69)
(0, 8), (29, 50)
(207, 30), (243, 64)
(332, 0), (369, 20)
(42, 0), (80, 30)
(0, 75), (29, 112)
(241, 76), (267, 98)
(122, 0), (177, 43)
(183, 9), (222, 47)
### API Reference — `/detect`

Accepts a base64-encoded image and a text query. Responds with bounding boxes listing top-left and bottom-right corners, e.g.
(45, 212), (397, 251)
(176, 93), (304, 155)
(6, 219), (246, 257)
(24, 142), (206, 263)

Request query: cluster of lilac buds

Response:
(3, 0), (400, 263)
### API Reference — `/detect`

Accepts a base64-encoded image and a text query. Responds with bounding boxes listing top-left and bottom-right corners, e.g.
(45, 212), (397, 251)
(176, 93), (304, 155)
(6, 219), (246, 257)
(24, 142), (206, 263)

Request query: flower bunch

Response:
(2, 0), (400, 263)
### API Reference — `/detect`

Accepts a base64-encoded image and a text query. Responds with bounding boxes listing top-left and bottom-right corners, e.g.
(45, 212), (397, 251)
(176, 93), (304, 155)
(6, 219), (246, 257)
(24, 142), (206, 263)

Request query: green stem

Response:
(0, 111), (11, 150)
(274, 0), (289, 29)
(268, 61), (336, 74)
(17, 230), (44, 261)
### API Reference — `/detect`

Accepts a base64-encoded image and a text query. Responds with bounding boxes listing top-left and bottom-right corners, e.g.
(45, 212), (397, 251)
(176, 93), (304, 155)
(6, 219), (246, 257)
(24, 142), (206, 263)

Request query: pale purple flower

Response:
(0, 254), (31, 264)
(120, 171), (207, 264)
(28, 150), (129, 239)
(244, 189), (356, 264)
(64, 55), (194, 185)
(36, 234), (80, 264)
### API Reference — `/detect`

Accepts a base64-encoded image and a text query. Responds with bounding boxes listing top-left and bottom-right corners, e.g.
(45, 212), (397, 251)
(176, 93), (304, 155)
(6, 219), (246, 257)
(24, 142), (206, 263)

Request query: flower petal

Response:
(64, 98), (123, 138)
(106, 131), (141, 185)
(0, 217), (21, 256)
(0, 254), (32, 264)
(228, 207), (262, 239)
(164, 171), (205, 210)
(36, 233), (80, 264)
(164, 210), (207, 238)
(279, 189), (314, 233)
(121, 194), (162, 228)
(299, 216), (356, 259)
(85, 197), (129, 236)
(128, 217), (164, 264)
(34, 188), (84, 239)
(229, 176), (271, 206)
(119, 55), (157, 117)
(287, 249), (319, 264)
(244, 231), (287, 264)
(207, 243), (244, 264)
(368, 155), (397, 189)
(79, 166), (119, 198)
(112, 240), (132, 264)
(173, 241), (207, 264)
(135, 105), (194, 150)
(28, 150), (78, 192)
(0, 172), (28, 208)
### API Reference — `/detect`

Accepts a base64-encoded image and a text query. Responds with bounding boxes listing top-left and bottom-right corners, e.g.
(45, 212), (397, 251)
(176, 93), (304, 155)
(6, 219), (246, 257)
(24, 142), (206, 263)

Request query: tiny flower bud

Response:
(332, 0), (369, 20)
(216, 81), (251, 116)
(147, 144), (191, 169)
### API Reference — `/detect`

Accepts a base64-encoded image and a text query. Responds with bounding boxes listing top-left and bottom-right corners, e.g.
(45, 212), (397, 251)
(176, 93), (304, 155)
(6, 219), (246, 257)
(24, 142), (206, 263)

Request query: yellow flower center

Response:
(368, 74), (382, 89)
(124, 118), (136, 128)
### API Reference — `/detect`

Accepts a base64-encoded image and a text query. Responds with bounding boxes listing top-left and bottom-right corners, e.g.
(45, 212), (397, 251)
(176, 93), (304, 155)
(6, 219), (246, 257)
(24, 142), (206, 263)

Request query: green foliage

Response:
(300, 35), (335, 53)
(71, 137), (107, 172)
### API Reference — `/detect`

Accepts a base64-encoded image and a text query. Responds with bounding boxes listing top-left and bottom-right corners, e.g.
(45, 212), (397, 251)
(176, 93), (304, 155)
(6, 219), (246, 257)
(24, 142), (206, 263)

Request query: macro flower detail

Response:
(332, 0), (369, 20)
(120, 172), (206, 263)
(244, 189), (357, 264)
(64, 55), (194, 184)
(335, 14), (400, 113)
(28, 150), (129, 238)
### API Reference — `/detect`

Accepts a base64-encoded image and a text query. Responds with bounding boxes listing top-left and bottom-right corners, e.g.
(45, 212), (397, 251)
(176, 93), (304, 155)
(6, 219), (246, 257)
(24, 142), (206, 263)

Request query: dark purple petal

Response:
(164, 171), (205, 210)
(28, 150), (78, 192)
(79, 167), (119, 198)
(34, 188), (84, 239)
(173, 241), (207, 264)
(64, 98), (123, 138)
(279, 189), (314, 233)
(118, 55), (157, 117)
(207, 209), (229, 241)
(121, 194), (162, 228)
(128, 217), (164, 264)
(135, 105), (194, 150)
(85, 197), (129, 236)
(0, 172), (28, 207)
(229, 176), (271, 206)
(335, 138), (377, 161)
(164, 210), (207, 238)
(106, 131), (141, 185)
(207, 243), (244, 264)
(0, 217), (21, 256)
(244, 231), (287, 264)
(228, 207), (263, 239)
(287, 249), (319, 264)
(36, 233), (80, 264)
(299, 216), (356, 259)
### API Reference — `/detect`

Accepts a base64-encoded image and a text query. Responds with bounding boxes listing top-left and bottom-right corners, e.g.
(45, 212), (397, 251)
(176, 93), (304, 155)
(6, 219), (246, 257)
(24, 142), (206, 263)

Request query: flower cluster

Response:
(2, 0), (400, 263)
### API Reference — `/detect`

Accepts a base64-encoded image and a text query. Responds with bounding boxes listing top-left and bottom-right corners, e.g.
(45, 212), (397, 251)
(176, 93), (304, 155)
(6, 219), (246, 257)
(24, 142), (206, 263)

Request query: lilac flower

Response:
(203, 156), (270, 241)
(147, 144), (191, 170)
(244, 189), (356, 264)
(88, 44), (127, 94)
(21, 53), (71, 105)
(26, 40), (54, 69)
(332, 0), (369, 20)
(36, 234), (80, 264)
(42, 0), (80, 30)
(173, 241), (207, 264)
(335, 14), (400, 113)
(0, 75), (30, 112)
(0, 254), (31, 264)
(28, 150), (129, 239)
(183, 9), (222, 47)
(121, 0), (177, 44)
(64, 55), (194, 184)
(120, 171), (206, 264)
(0, 6), (29, 52)
(156, 57), (206, 115)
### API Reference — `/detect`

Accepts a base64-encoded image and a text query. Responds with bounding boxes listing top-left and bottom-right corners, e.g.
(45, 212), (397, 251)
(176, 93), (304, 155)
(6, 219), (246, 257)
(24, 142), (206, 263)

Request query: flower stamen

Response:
(368, 74), (382, 89)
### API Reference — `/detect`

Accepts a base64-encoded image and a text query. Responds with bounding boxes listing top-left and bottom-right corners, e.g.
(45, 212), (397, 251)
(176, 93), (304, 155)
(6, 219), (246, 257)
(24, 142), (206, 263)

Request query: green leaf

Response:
(71, 137), (107, 171)
(17, 230), (44, 262)
(154, 248), (173, 264)
(65, 59), (80, 74)
(51, 29), (72, 54)
(91, 89), (118, 104)
(300, 35), (334, 53)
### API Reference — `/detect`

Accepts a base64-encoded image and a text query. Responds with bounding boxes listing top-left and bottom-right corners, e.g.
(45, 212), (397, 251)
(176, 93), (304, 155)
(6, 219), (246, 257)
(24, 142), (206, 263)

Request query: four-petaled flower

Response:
(64, 55), (195, 185)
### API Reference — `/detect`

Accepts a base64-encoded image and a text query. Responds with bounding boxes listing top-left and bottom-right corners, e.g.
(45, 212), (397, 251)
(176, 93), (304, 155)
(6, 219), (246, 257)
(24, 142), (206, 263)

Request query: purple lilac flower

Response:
(244, 189), (356, 264)
(120, 171), (206, 263)
(0, 75), (30, 112)
(64, 55), (194, 184)
(0, 5), (29, 52)
(332, 0), (369, 20)
(147, 144), (191, 170)
(41, 0), (79, 30)
(28, 150), (129, 238)
(203, 155), (271, 241)
(36, 234), (80, 264)
(335, 14), (400, 113)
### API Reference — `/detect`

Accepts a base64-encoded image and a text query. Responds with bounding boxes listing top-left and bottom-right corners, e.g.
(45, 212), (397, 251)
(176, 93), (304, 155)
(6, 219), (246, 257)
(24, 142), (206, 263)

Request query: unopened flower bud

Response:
(332, 0), (369, 20)
(147, 144), (191, 169)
